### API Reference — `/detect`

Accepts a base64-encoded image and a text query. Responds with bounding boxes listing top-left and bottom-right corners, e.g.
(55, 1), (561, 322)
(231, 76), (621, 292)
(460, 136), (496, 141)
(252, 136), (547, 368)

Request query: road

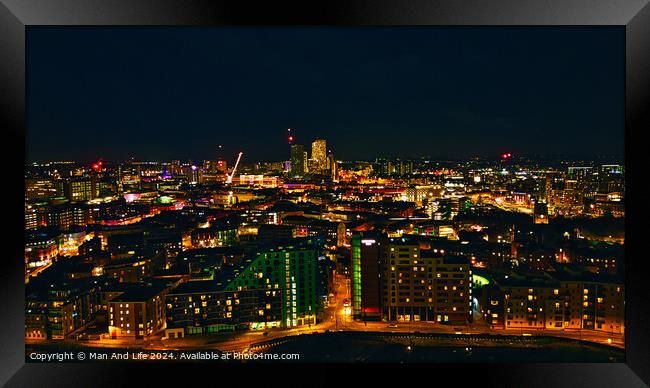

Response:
(484, 199), (534, 215)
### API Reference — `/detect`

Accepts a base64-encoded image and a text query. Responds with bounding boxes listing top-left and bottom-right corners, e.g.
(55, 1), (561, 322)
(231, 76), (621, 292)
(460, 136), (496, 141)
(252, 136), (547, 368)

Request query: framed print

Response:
(1, 1), (649, 387)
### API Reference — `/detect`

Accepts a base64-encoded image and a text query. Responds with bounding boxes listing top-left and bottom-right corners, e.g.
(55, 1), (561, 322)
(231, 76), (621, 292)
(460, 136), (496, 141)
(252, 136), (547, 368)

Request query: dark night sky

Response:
(27, 27), (624, 163)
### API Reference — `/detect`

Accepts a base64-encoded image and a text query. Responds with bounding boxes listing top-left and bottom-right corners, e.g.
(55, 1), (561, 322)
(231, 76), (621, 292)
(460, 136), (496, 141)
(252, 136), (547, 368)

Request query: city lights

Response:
(24, 33), (625, 364)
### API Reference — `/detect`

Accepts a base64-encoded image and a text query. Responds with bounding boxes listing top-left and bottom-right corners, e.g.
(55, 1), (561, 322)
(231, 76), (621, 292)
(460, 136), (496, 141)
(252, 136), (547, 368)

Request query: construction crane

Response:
(226, 152), (243, 184)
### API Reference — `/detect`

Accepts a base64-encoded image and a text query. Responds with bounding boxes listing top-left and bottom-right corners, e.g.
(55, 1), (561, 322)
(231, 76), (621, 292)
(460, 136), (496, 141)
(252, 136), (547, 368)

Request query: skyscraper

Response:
(399, 160), (413, 176)
(311, 139), (327, 173)
(327, 151), (337, 181)
(351, 232), (383, 320)
(64, 177), (97, 201)
(303, 151), (309, 174)
(187, 165), (199, 184)
(290, 144), (305, 178)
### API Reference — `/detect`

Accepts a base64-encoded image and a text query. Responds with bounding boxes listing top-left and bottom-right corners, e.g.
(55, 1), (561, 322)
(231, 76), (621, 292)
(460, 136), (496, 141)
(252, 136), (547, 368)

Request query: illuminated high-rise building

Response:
(327, 151), (337, 181)
(25, 178), (59, 200)
(187, 165), (199, 184)
(117, 165), (124, 194)
(381, 238), (472, 324)
(311, 139), (327, 173)
(351, 232), (383, 320)
(216, 160), (227, 174)
(399, 160), (413, 175)
(289, 144), (305, 178)
(170, 160), (181, 176)
(225, 237), (321, 327)
(307, 159), (319, 174)
(377, 159), (396, 175)
(46, 204), (74, 230)
(64, 177), (97, 201)
(25, 205), (38, 230)
(204, 159), (227, 174)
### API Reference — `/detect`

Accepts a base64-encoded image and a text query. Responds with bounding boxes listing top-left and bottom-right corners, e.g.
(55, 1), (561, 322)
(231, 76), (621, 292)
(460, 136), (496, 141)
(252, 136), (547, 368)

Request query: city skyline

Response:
(27, 27), (624, 162)
(24, 27), (626, 363)
(25, 149), (626, 359)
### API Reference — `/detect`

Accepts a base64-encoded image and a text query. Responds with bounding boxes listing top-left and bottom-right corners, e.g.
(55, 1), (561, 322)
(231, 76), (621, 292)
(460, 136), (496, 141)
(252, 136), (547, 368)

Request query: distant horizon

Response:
(25, 152), (625, 165)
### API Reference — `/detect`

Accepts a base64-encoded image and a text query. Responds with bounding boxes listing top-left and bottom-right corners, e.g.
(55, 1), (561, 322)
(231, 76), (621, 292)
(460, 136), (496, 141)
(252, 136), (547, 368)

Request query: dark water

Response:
(261, 332), (624, 363)
(26, 332), (624, 364)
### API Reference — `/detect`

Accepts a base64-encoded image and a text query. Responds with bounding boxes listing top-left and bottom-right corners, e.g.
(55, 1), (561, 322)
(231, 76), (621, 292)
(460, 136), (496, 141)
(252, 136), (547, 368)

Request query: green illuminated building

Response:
(351, 235), (362, 316)
(351, 232), (383, 320)
(225, 237), (320, 327)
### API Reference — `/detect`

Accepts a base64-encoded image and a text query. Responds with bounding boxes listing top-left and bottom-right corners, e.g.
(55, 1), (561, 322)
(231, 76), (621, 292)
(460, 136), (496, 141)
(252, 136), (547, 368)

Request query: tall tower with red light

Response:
(287, 128), (305, 177)
(216, 145), (227, 174)
(287, 128), (294, 144)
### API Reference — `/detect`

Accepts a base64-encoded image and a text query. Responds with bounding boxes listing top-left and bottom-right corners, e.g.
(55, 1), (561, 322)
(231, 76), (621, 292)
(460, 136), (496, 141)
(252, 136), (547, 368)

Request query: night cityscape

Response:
(25, 27), (625, 362)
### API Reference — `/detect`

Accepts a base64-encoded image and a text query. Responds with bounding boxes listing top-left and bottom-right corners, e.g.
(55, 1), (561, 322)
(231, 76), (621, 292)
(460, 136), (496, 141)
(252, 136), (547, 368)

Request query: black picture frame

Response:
(1, 1), (649, 387)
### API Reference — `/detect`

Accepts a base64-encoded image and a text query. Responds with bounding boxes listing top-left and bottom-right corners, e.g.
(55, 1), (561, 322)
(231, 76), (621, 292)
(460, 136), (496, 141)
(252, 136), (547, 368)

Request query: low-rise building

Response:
(164, 280), (282, 338)
(25, 278), (102, 340)
(108, 285), (168, 339)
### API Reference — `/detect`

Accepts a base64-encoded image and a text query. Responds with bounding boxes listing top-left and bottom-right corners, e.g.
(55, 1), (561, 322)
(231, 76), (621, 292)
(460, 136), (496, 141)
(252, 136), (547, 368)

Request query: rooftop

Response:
(109, 284), (168, 302)
(167, 280), (223, 295)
